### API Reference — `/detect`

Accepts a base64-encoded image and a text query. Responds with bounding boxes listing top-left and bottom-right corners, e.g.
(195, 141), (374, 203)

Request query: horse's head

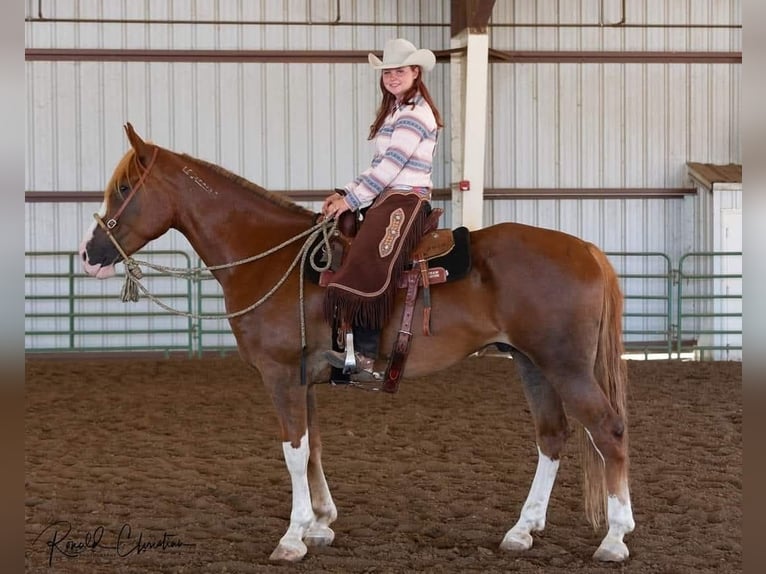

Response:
(80, 123), (175, 278)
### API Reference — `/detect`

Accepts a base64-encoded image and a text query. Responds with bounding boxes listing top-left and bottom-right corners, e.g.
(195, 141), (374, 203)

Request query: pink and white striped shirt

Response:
(342, 94), (439, 210)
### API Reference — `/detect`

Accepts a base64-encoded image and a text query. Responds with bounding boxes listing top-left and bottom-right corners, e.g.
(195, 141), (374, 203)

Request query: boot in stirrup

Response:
(323, 350), (382, 381)
(323, 329), (382, 382)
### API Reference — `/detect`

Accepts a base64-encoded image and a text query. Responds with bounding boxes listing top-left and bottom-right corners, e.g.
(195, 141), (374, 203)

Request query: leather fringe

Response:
(324, 200), (428, 330)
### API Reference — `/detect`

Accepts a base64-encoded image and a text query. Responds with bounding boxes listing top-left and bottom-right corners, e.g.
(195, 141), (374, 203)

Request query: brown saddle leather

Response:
(320, 208), (448, 283)
(383, 225), (453, 394)
(411, 227), (454, 261)
(336, 210), (360, 239)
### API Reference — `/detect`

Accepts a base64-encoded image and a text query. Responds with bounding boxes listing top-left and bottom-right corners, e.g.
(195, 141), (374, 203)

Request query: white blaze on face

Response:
(78, 201), (104, 252)
(79, 201), (117, 279)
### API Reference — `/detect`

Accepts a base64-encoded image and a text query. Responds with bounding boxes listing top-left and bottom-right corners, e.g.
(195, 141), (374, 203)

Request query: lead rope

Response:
(93, 214), (338, 351)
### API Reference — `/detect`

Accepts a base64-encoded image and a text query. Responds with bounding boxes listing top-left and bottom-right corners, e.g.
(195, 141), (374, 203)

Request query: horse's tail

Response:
(579, 244), (629, 530)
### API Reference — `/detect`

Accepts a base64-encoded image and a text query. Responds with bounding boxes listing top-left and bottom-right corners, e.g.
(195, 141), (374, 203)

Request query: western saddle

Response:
(319, 208), (468, 393)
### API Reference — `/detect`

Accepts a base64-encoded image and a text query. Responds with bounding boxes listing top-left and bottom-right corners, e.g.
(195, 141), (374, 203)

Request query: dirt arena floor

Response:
(25, 356), (741, 574)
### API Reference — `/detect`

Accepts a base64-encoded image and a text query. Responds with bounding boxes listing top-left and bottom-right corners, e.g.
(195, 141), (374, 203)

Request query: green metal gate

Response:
(606, 252), (674, 357)
(25, 250), (742, 359)
(25, 251), (196, 355)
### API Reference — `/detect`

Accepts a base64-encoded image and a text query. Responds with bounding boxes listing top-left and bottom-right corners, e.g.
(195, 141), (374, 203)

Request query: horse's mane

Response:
(107, 143), (160, 203)
(181, 153), (314, 217)
(106, 148), (138, 203)
(108, 147), (314, 218)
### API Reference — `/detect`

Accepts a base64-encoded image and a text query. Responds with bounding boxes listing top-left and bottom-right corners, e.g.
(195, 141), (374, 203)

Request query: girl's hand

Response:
(321, 192), (351, 219)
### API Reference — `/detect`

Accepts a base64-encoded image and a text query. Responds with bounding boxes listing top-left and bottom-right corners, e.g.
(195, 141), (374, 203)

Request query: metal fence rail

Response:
(606, 252), (675, 357)
(25, 250), (742, 359)
(25, 251), (196, 356)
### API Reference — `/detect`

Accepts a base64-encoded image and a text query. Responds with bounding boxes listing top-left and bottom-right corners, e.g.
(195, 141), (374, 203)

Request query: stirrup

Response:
(323, 350), (383, 380)
(343, 330), (357, 373)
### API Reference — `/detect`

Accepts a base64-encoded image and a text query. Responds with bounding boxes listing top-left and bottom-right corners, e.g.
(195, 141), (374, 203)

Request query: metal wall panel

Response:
(487, 59), (740, 190)
(26, 1), (450, 49)
(25, 56), (449, 216)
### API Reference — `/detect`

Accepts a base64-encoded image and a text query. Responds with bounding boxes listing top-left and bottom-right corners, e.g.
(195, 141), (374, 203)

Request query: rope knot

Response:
(126, 260), (143, 280)
(121, 260), (143, 302)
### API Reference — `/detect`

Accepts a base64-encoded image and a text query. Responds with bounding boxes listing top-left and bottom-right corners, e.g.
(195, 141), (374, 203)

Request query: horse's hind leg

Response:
(500, 351), (571, 552)
(579, 398), (634, 561)
(552, 369), (634, 562)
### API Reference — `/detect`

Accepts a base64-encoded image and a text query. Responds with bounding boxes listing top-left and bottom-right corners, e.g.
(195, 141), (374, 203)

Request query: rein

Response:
(95, 213), (338, 337)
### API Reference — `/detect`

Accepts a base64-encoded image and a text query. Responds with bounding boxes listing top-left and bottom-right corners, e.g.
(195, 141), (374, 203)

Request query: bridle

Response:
(95, 146), (160, 231)
(89, 146), (160, 296)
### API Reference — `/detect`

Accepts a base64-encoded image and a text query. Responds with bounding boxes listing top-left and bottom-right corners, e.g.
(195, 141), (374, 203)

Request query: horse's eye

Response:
(119, 185), (129, 194)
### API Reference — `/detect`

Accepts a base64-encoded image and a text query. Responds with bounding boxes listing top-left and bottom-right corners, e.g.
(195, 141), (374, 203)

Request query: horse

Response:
(79, 123), (634, 563)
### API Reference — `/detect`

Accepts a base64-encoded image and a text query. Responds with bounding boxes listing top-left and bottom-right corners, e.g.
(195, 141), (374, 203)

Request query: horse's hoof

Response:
(303, 525), (335, 547)
(593, 540), (629, 562)
(499, 530), (533, 552)
(269, 540), (307, 562)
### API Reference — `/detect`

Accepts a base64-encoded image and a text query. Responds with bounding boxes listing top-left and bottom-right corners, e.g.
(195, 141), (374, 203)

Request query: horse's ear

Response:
(123, 122), (152, 163)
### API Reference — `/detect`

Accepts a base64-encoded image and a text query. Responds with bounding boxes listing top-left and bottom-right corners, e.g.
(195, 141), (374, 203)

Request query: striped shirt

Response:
(343, 94), (439, 210)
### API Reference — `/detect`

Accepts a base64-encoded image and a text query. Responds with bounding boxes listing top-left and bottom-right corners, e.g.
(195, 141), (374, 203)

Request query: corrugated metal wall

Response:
(25, 0), (742, 351)
(486, 0), (740, 255)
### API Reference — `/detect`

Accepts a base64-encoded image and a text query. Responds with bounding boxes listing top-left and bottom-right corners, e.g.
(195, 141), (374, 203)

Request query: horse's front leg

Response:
(303, 384), (338, 547)
(264, 376), (337, 562)
(261, 373), (314, 562)
(270, 431), (313, 562)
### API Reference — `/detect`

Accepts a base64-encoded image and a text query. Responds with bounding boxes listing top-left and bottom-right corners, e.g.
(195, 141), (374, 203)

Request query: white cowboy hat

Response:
(368, 38), (436, 72)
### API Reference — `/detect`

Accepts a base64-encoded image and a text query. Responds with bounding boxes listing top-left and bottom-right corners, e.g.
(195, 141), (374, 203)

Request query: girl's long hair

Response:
(368, 67), (443, 140)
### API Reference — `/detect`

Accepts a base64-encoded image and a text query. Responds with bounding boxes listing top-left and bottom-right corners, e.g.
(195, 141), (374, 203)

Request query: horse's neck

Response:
(172, 181), (313, 282)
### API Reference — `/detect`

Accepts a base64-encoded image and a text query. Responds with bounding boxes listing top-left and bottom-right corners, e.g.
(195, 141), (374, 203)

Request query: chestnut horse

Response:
(80, 124), (634, 563)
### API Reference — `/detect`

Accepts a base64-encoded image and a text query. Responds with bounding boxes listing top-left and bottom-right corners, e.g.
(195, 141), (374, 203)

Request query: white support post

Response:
(450, 30), (489, 230)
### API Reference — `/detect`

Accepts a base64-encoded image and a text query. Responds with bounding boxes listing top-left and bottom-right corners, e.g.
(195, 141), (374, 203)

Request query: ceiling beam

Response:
(451, 0), (497, 35)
